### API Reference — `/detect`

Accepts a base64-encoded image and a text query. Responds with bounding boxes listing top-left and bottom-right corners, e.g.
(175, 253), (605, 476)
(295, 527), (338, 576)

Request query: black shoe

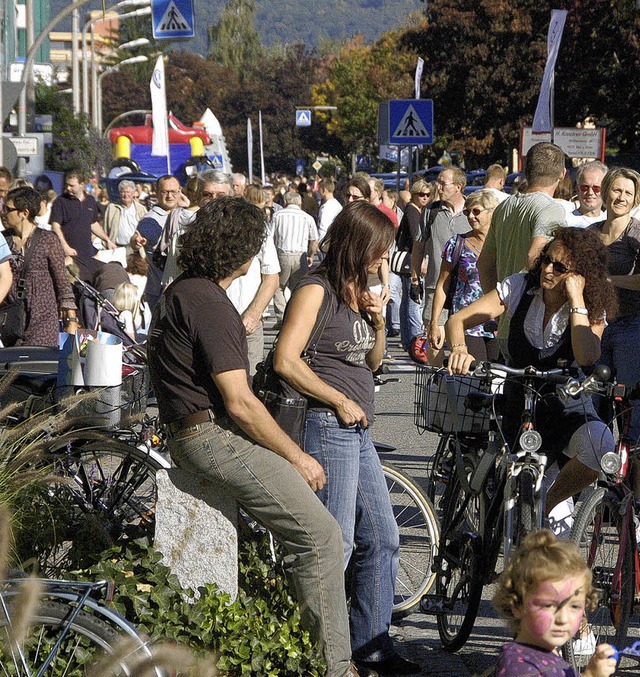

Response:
(387, 328), (400, 337)
(357, 653), (421, 676)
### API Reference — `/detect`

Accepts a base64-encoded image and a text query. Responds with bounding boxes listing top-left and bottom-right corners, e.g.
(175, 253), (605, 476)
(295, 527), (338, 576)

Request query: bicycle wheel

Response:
(435, 529), (483, 652)
(0, 599), (147, 675)
(27, 438), (164, 574)
(435, 472), (484, 651)
(564, 487), (634, 671)
(513, 467), (536, 548)
(382, 462), (439, 618)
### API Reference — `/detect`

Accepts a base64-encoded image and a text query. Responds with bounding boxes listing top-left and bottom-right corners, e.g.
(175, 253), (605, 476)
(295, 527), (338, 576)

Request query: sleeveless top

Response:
(297, 273), (377, 423)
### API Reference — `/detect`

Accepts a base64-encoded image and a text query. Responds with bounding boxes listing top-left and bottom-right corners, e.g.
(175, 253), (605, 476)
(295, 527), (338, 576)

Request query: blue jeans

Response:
(597, 316), (640, 442)
(386, 271), (402, 333)
(168, 416), (352, 677)
(304, 411), (400, 662)
(400, 274), (423, 350)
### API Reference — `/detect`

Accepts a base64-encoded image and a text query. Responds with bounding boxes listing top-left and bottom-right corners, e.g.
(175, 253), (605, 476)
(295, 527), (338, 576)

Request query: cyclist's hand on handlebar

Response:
(447, 347), (475, 375)
(335, 396), (368, 427)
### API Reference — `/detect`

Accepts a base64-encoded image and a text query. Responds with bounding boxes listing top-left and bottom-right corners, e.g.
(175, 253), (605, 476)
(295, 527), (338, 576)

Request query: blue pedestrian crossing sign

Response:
(388, 99), (433, 145)
(296, 110), (312, 127)
(152, 0), (195, 39)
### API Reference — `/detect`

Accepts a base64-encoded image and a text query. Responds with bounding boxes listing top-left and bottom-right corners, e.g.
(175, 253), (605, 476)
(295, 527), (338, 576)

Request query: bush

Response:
(79, 535), (327, 676)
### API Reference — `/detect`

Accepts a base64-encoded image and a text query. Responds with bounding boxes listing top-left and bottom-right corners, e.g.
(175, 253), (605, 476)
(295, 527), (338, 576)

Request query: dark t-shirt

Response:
(147, 275), (250, 423)
(589, 217), (640, 318)
(298, 274), (376, 423)
(495, 642), (577, 676)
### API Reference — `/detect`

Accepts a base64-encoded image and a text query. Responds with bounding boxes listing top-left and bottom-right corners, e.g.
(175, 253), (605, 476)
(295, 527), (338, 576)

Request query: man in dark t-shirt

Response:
(50, 169), (116, 281)
(147, 198), (353, 677)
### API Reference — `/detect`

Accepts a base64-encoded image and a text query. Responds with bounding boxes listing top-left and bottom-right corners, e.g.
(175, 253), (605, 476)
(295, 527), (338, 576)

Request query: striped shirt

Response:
(269, 204), (318, 253)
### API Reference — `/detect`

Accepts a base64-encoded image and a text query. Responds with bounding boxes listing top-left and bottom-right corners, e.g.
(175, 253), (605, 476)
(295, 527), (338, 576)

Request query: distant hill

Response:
(50, 0), (423, 56)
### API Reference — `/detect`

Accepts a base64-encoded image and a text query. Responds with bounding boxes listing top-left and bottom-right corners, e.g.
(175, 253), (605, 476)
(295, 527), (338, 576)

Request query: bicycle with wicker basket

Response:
(416, 360), (604, 652)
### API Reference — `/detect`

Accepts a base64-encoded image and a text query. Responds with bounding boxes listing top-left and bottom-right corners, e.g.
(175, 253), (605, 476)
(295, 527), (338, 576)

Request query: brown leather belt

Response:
(167, 409), (215, 435)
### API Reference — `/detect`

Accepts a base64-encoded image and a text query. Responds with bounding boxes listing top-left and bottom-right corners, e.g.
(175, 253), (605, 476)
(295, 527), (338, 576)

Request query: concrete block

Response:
(154, 468), (238, 600)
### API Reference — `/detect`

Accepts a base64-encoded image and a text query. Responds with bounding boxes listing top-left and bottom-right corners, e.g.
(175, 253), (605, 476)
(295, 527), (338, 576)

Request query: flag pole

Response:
(259, 110), (266, 186)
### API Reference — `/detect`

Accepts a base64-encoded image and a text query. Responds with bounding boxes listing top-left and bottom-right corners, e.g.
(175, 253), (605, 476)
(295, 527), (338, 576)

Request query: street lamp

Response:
(97, 55), (148, 134)
(80, 0), (151, 117)
(90, 6), (152, 129)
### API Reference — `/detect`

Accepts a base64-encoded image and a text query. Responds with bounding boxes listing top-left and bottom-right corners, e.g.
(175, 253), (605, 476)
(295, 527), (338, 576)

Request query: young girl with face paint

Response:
(492, 530), (617, 677)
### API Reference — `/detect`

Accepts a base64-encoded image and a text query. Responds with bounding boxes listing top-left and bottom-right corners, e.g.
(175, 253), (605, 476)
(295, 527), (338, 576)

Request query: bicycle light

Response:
(600, 451), (622, 475)
(519, 430), (542, 452)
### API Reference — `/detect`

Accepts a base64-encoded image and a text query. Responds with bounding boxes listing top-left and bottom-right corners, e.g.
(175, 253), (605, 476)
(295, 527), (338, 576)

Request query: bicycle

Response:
(0, 576), (159, 675)
(417, 360), (596, 651)
(562, 371), (640, 672)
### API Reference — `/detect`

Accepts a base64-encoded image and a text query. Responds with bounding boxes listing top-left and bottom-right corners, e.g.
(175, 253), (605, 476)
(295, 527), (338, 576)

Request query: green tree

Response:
(36, 84), (112, 177)
(207, 0), (263, 76)
(310, 31), (416, 156)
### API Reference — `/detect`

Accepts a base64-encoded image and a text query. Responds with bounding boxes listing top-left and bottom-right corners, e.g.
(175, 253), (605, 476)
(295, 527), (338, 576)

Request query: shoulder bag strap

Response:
(302, 281), (331, 361)
(16, 228), (42, 300)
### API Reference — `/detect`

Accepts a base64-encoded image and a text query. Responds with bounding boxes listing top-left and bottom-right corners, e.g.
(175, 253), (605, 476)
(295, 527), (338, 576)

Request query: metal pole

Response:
(25, 0), (35, 135)
(550, 72), (555, 144)
(72, 9), (80, 114)
(0, 0), (5, 168)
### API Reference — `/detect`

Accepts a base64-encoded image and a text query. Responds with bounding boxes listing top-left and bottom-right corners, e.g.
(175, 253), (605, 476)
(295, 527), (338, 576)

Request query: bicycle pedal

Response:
(419, 594), (445, 615)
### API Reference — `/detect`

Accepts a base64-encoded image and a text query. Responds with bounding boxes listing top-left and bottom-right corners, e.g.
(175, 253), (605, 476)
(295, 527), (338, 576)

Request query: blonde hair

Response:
(113, 282), (139, 315)
(493, 529), (597, 633)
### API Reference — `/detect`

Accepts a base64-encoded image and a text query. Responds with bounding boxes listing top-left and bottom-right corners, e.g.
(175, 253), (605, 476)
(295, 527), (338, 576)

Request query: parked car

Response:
(108, 114), (211, 146)
(464, 169), (487, 196)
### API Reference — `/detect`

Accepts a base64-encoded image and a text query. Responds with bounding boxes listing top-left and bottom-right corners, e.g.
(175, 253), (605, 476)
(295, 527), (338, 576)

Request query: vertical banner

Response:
(247, 117), (253, 184)
(532, 10), (568, 133)
(414, 57), (424, 100)
(259, 110), (266, 186)
(150, 55), (170, 173)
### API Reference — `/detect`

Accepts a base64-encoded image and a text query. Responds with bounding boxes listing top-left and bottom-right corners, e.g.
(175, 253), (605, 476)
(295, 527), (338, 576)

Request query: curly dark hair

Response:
(493, 530), (598, 634)
(528, 226), (618, 324)
(317, 200), (394, 304)
(177, 197), (265, 281)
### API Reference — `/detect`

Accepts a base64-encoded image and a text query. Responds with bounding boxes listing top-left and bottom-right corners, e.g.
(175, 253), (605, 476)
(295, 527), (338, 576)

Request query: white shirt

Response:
(317, 197), (342, 240)
(226, 234), (280, 314)
(483, 187), (509, 203)
(118, 203), (140, 245)
(497, 273), (569, 349)
(269, 204), (318, 253)
(565, 208), (606, 229)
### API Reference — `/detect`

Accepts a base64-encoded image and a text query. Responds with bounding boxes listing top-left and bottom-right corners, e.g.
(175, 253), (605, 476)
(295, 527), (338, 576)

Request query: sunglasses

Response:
(416, 192), (430, 198)
(346, 192), (363, 201)
(1, 205), (19, 214)
(578, 184), (601, 194)
(541, 253), (571, 275)
(463, 207), (487, 217)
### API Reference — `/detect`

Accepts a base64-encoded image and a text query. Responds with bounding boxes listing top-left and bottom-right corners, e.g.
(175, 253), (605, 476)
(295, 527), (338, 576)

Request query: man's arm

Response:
(90, 221), (117, 250)
(526, 236), (548, 269)
(213, 369), (326, 491)
(307, 239), (319, 266)
(242, 273), (279, 335)
(0, 260), (12, 305)
(50, 221), (77, 257)
(477, 247), (498, 294)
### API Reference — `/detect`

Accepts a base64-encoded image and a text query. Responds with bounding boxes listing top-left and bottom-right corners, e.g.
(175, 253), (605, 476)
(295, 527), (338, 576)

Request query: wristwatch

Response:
(569, 307), (588, 315)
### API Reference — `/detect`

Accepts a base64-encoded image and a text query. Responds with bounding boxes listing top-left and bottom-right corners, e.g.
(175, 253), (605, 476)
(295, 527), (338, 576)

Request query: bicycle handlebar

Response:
(468, 360), (576, 384)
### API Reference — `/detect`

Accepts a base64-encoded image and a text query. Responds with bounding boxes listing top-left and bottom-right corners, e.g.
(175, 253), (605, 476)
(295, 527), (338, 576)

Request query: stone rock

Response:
(154, 468), (238, 600)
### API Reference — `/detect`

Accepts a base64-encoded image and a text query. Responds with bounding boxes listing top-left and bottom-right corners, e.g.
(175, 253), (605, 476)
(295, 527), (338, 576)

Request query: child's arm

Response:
(581, 643), (617, 677)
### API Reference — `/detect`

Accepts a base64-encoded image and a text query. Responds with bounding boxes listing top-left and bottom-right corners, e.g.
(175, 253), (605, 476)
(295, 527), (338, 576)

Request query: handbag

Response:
(0, 229), (41, 347)
(443, 234), (465, 312)
(253, 285), (331, 447)
(390, 249), (411, 276)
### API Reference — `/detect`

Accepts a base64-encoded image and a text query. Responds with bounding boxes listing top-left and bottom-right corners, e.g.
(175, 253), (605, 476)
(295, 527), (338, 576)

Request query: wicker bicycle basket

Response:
(414, 366), (494, 435)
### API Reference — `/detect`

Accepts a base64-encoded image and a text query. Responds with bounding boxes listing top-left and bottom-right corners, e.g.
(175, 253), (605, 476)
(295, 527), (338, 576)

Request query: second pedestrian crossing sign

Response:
(152, 0), (195, 39)
(388, 99), (433, 145)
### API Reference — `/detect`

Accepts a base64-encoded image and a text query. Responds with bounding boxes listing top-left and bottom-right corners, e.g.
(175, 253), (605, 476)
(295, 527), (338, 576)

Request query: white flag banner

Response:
(415, 57), (424, 99)
(532, 9), (568, 133)
(247, 118), (253, 184)
(150, 55), (169, 157)
(259, 110), (266, 186)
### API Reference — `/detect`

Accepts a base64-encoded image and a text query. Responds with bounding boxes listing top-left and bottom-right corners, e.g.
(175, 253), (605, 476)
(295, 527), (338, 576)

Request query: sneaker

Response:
(572, 631), (596, 656)
(356, 653), (421, 676)
(409, 336), (429, 365)
(387, 328), (400, 338)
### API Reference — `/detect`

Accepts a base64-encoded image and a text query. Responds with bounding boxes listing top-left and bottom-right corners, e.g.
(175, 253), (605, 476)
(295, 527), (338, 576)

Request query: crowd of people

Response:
(1, 143), (640, 675)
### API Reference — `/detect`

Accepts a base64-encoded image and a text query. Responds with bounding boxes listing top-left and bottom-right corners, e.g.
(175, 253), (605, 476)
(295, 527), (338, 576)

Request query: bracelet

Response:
(382, 284), (389, 289)
(450, 343), (467, 348)
(569, 307), (588, 315)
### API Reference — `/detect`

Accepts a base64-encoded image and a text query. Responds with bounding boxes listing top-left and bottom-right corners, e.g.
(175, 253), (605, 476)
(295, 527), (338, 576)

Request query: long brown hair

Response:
(317, 201), (394, 305)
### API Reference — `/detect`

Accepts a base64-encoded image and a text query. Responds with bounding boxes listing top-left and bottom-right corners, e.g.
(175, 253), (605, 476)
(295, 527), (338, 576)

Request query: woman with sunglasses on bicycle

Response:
(446, 226), (618, 515)
(588, 167), (640, 443)
(428, 189), (500, 361)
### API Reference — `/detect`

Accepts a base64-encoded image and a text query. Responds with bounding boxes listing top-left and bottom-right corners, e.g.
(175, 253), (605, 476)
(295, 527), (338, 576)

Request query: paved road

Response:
(263, 322), (509, 676)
